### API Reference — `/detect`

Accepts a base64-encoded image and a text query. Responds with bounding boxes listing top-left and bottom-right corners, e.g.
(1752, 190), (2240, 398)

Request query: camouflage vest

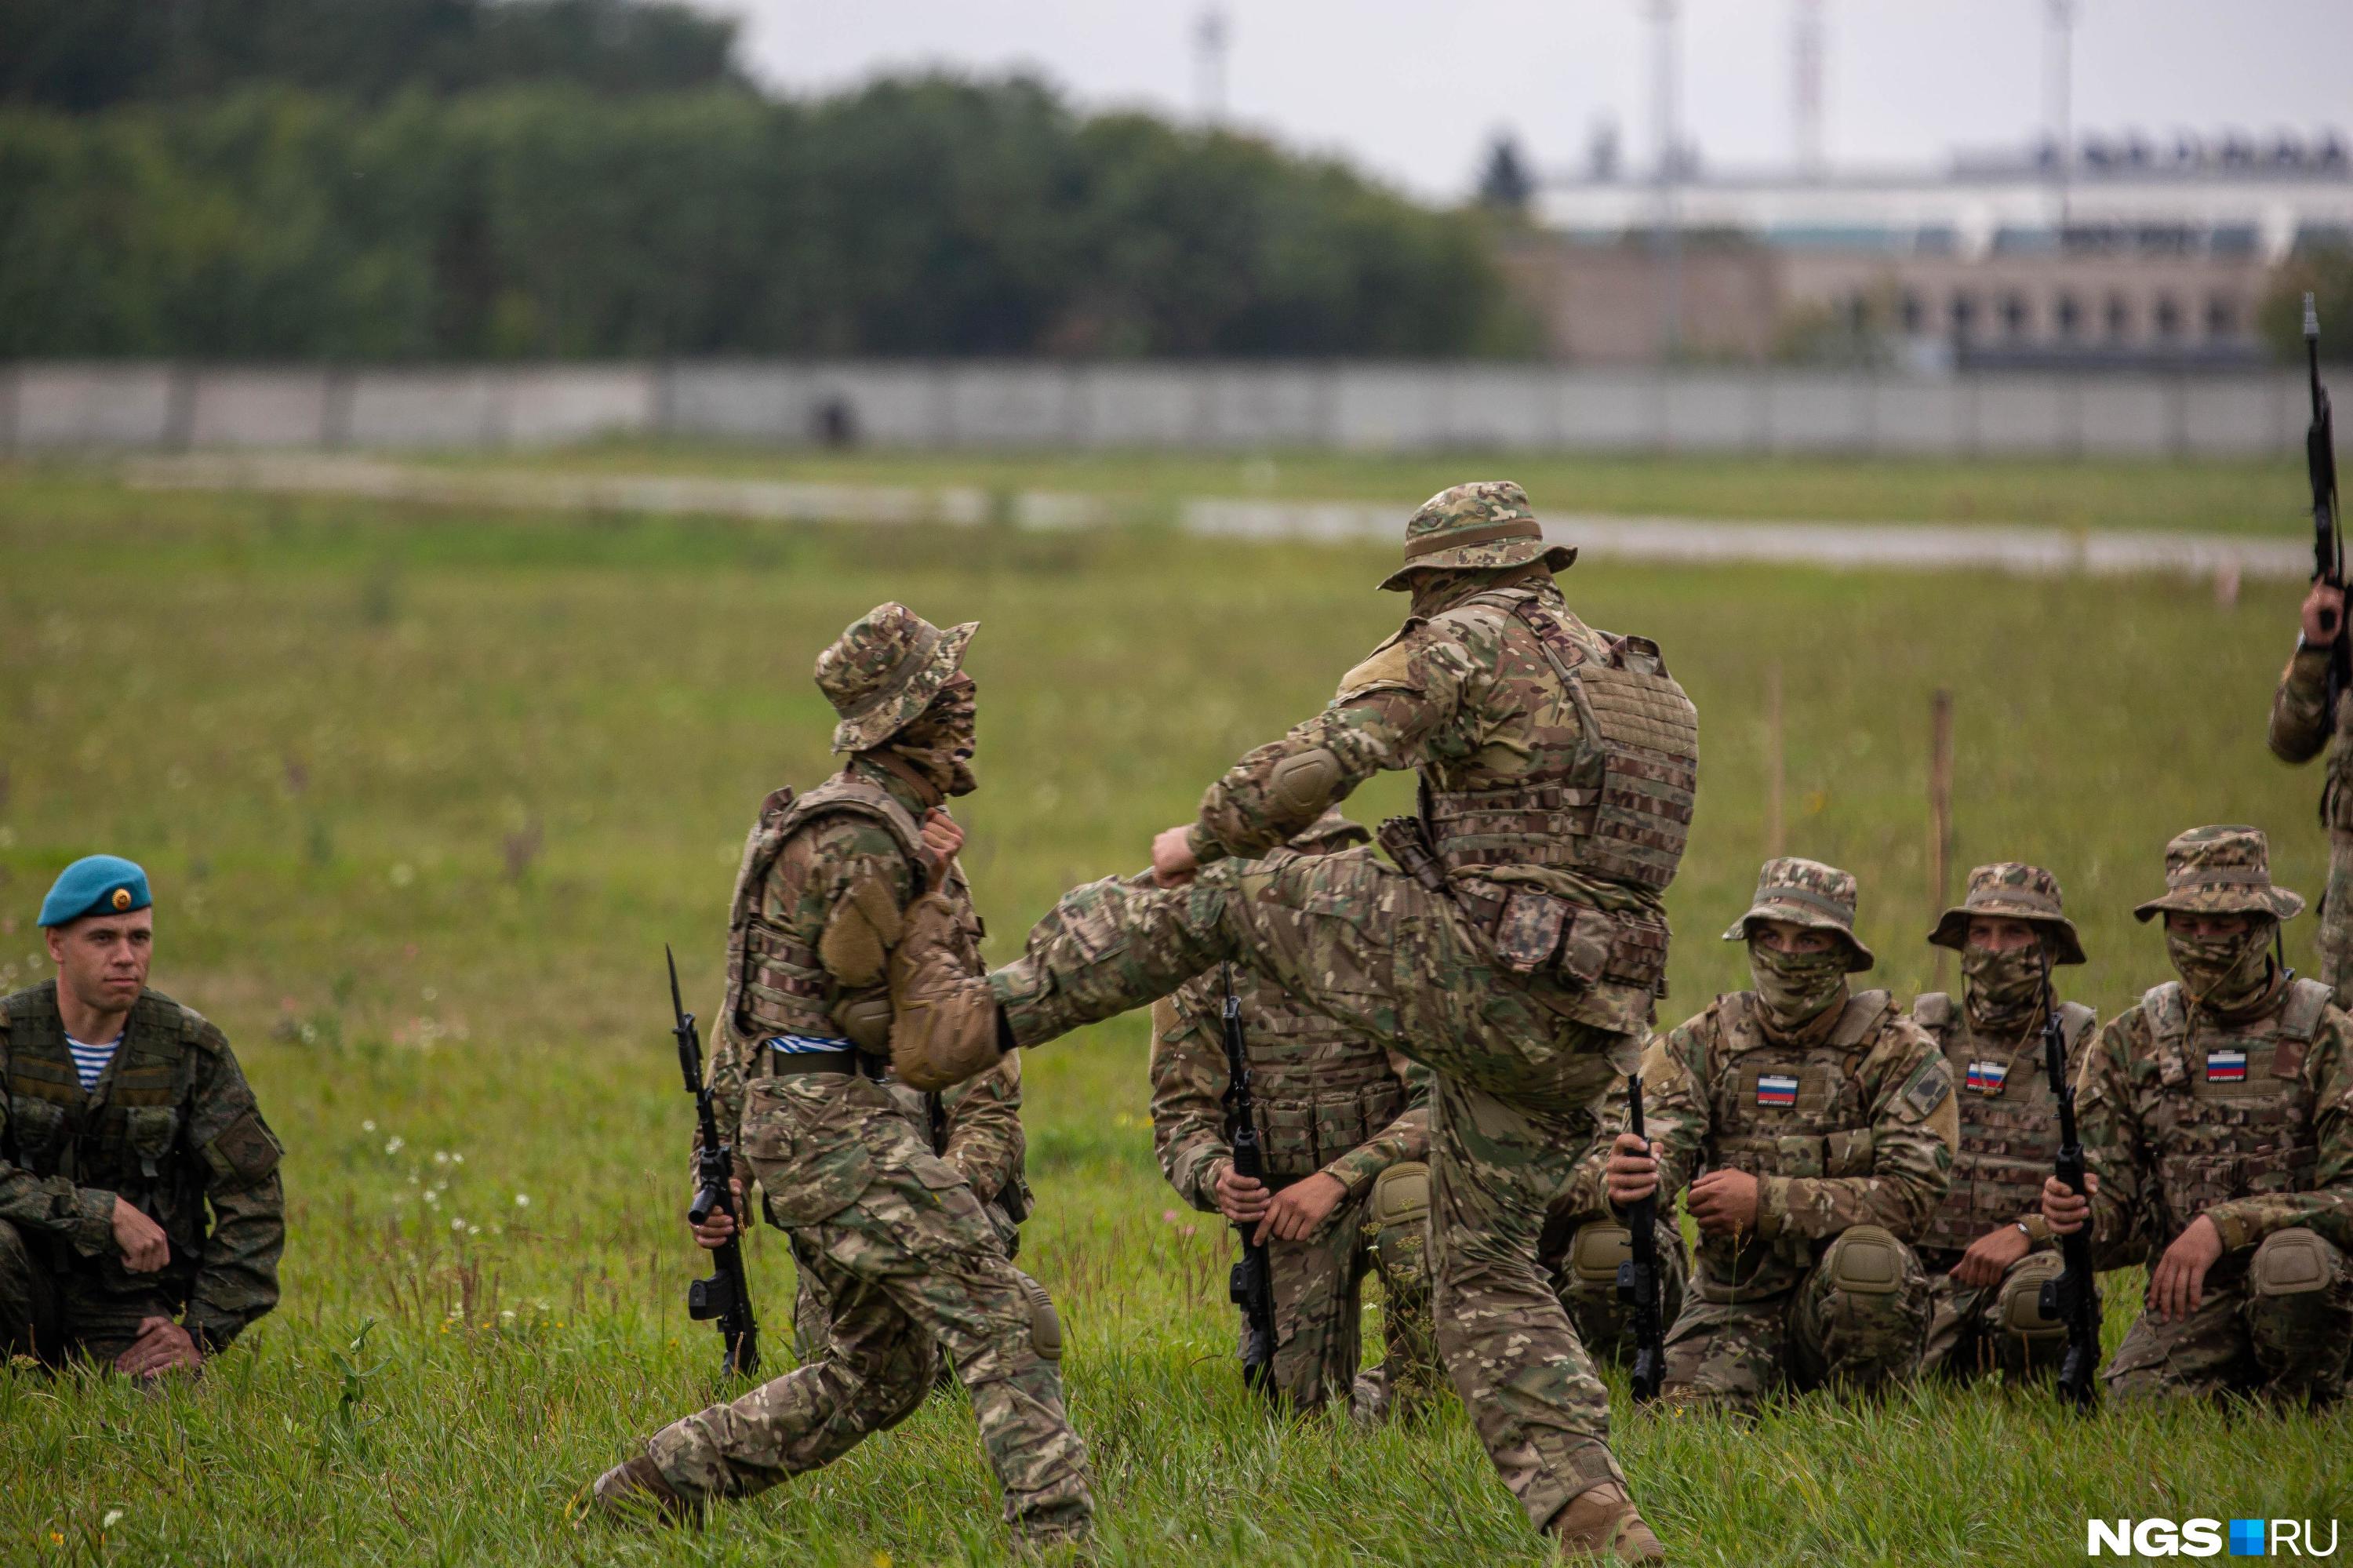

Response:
(1220, 962), (1407, 1182)
(1696, 988), (1893, 1297)
(2133, 977), (2329, 1251)
(1421, 587), (1699, 894)
(1911, 991), (2096, 1255)
(722, 771), (980, 1043)
(1, 982), (213, 1283)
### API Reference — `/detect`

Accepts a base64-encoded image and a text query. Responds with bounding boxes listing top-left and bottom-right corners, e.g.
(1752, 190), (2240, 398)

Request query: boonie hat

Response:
(2131, 824), (2304, 923)
(1722, 856), (1875, 971)
(1928, 862), (2086, 965)
(1377, 481), (1578, 592)
(816, 602), (977, 754)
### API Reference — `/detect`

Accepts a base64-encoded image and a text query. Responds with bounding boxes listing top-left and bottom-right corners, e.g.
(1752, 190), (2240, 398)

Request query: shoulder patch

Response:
(1337, 636), (1422, 702)
(1897, 1053), (1953, 1122)
(1925, 1081), (1961, 1154)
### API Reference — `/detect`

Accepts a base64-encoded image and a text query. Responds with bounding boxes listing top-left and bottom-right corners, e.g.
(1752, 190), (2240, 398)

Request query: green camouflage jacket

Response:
(0, 982), (285, 1349)
(702, 758), (1027, 1212)
(1151, 892), (1432, 1208)
(1638, 987), (1957, 1297)
(2268, 644), (2353, 828)
(2075, 975), (2353, 1268)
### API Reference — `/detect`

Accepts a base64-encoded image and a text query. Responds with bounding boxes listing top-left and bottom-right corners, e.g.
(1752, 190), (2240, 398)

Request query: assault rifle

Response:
(670, 945), (759, 1380)
(2034, 954), (2099, 1411)
(1613, 1074), (1666, 1402)
(1219, 961), (1278, 1399)
(2308, 294), (2347, 718)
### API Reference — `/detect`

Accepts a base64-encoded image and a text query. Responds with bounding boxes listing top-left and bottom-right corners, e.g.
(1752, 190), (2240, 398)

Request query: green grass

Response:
(1, 460), (2345, 1566)
(427, 441), (2311, 535)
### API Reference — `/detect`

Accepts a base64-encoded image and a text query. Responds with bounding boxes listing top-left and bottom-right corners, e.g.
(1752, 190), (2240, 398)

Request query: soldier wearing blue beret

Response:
(0, 856), (285, 1376)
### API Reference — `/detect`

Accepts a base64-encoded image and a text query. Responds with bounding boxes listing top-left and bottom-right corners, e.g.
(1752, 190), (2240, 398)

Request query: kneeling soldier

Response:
(1543, 1070), (1689, 1369)
(1, 857), (284, 1375)
(1605, 859), (1955, 1416)
(1912, 864), (2094, 1381)
(2043, 826), (2353, 1407)
(587, 605), (1093, 1546)
(1150, 810), (1442, 1421)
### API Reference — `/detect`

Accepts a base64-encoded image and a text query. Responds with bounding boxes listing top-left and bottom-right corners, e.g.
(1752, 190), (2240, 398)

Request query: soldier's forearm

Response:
(2268, 647), (2335, 762)
(2205, 1188), (2353, 1256)
(0, 1174), (118, 1256)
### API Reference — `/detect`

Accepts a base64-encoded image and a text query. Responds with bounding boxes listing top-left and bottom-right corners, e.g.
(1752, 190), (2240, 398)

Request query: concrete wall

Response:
(0, 360), (2313, 457)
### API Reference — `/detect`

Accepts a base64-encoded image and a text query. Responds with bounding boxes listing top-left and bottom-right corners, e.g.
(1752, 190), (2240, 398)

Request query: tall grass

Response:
(1, 462), (2344, 1566)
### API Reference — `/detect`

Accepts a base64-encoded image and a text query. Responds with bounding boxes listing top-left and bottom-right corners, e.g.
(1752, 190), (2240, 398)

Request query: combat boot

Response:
(579, 1453), (700, 1527)
(1553, 1483), (1666, 1563)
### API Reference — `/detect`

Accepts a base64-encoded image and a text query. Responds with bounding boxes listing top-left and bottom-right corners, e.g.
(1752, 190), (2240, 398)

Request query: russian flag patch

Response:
(2206, 1049), (2248, 1083)
(1757, 1074), (1799, 1108)
(1966, 1060), (2008, 1096)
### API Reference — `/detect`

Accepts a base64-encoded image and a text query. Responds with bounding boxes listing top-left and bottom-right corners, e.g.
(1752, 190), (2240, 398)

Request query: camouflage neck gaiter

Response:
(888, 683), (978, 799)
(1749, 942), (1849, 1035)
(1961, 942), (2046, 1031)
(2166, 922), (2274, 1016)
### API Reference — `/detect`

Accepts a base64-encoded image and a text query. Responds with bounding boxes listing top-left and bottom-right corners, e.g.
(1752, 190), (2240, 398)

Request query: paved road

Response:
(130, 455), (2308, 581)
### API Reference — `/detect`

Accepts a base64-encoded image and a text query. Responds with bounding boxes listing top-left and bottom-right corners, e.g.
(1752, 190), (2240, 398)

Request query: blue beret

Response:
(38, 856), (153, 928)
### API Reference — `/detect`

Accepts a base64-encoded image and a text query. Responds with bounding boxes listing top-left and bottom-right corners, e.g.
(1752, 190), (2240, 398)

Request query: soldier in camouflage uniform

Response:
(1541, 1071), (1689, 1368)
(1602, 860), (1956, 1417)
(1911, 864), (2094, 1381)
(587, 605), (1093, 1545)
(885, 482), (1697, 1561)
(2268, 581), (2353, 1008)
(1149, 809), (1442, 1420)
(1, 856), (284, 1375)
(2042, 826), (2353, 1406)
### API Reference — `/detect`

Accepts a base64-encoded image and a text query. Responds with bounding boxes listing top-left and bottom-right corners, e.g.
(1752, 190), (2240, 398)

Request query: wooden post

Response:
(1764, 662), (1785, 859)
(1928, 689), (1955, 991)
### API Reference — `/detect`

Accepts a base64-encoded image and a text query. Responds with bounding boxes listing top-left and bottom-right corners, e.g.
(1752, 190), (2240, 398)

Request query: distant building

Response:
(1516, 131), (2353, 368)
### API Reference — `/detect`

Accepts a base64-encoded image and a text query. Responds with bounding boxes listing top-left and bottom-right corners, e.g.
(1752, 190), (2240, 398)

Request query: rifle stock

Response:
(670, 945), (759, 1381)
(2035, 958), (2100, 1410)
(1614, 1074), (1666, 1402)
(1219, 962), (1279, 1399)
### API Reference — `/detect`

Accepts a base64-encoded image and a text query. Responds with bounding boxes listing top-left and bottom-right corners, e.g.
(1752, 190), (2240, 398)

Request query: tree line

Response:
(0, 3), (1528, 362)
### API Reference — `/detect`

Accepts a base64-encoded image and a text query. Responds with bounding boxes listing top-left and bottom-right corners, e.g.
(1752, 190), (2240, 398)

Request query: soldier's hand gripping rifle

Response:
(670, 945), (758, 1380)
(1613, 1075), (1666, 1403)
(2307, 293), (2347, 717)
(1218, 961), (1279, 1400)
(2034, 953), (2099, 1411)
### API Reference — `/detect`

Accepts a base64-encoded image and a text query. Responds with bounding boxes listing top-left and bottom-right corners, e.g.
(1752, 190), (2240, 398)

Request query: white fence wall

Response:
(0, 360), (2312, 457)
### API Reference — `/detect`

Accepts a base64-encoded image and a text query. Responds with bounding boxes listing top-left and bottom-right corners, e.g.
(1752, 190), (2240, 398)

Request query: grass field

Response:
(2, 455), (2346, 1566)
(446, 442), (2311, 535)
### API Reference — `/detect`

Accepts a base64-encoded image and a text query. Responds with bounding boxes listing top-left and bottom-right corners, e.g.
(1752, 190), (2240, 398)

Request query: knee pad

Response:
(1016, 1272), (1064, 1362)
(1823, 1225), (1907, 1297)
(2252, 1228), (2340, 1298)
(1995, 1252), (2066, 1339)
(1565, 1223), (1632, 1289)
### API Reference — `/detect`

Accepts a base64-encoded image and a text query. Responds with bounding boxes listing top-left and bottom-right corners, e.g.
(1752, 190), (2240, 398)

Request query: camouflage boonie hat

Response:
(1928, 862), (2086, 965)
(1287, 809), (1370, 853)
(816, 602), (977, 754)
(1377, 480), (1578, 591)
(2131, 824), (2305, 923)
(1722, 856), (1875, 971)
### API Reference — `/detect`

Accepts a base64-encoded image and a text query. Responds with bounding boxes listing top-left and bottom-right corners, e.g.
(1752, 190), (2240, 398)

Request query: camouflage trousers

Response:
(1541, 1217), (1690, 1368)
(642, 1075), (1092, 1543)
(1659, 1226), (1932, 1417)
(1226, 1176), (1442, 1419)
(792, 1195), (1022, 1377)
(0, 1218), (183, 1369)
(2320, 828), (2353, 1013)
(992, 857), (1639, 1530)
(2102, 1229), (2353, 1407)
(1916, 1248), (2067, 1381)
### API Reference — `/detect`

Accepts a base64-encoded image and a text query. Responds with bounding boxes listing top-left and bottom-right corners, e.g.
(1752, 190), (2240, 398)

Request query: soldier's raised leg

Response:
(1786, 1225), (1933, 1395)
(2245, 1228), (2353, 1406)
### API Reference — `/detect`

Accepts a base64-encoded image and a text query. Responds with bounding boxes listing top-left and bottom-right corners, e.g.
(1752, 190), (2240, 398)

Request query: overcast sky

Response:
(699, 0), (2352, 201)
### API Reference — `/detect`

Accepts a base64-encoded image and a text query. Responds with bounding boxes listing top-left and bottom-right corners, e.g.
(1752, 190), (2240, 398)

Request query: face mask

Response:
(1749, 940), (1849, 1031)
(888, 681), (978, 798)
(1961, 942), (2046, 1029)
(2166, 921), (2272, 1013)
